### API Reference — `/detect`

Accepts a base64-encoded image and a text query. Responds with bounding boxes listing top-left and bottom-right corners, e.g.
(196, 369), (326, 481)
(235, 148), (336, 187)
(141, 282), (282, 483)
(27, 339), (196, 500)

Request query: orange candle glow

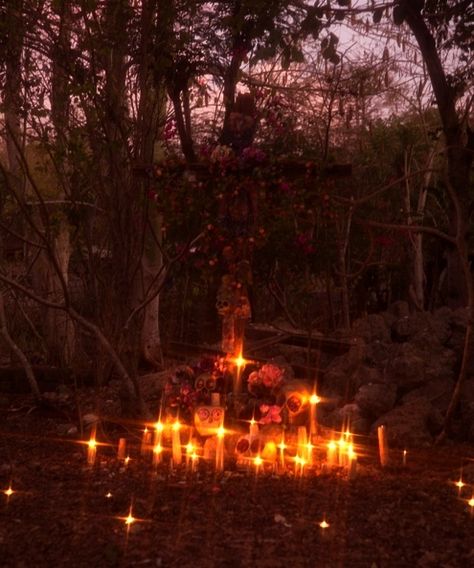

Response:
(141, 427), (152, 456)
(171, 421), (182, 467)
(117, 438), (127, 460)
(278, 436), (287, 472)
(216, 426), (225, 472)
(87, 436), (97, 466)
(309, 392), (320, 440)
(326, 440), (337, 467)
(152, 444), (163, 468)
(254, 455), (263, 475)
(233, 352), (247, 397)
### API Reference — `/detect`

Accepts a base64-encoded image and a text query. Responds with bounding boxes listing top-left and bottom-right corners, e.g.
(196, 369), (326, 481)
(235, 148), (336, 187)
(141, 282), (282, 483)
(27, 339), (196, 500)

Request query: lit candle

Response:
(254, 455), (263, 476)
(216, 426), (225, 472)
(294, 455), (307, 478)
(186, 441), (195, 468)
(326, 440), (337, 467)
(171, 421), (182, 467)
(403, 449), (407, 467)
(297, 426), (308, 463)
(117, 438), (127, 461)
(141, 427), (152, 456)
(262, 441), (277, 472)
(455, 477), (466, 496)
(319, 519), (330, 529)
(124, 456), (131, 468)
(249, 418), (259, 443)
(278, 435), (287, 472)
(191, 451), (199, 472)
(154, 421), (164, 447)
(87, 435), (97, 466)
(3, 485), (14, 503)
(337, 436), (348, 467)
(152, 444), (163, 468)
(233, 352), (246, 397)
(377, 425), (389, 467)
(468, 496), (474, 517)
(309, 392), (320, 441)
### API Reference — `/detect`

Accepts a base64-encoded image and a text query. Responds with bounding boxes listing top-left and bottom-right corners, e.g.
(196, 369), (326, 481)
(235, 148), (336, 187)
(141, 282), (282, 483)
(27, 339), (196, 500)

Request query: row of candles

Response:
(84, 419), (361, 478)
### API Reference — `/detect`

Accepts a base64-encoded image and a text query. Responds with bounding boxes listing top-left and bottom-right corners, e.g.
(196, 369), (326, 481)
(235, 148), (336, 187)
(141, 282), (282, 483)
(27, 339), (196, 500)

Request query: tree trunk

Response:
(4, 0), (25, 202)
(133, 0), (171, 367)
(404, 5), (474, 307)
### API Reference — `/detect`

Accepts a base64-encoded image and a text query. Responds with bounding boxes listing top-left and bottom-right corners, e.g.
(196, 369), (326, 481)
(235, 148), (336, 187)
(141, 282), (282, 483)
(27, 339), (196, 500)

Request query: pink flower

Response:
(259, 405), (282, 424)
(260, 364), (284, 388)
(248, 371), (260, 386)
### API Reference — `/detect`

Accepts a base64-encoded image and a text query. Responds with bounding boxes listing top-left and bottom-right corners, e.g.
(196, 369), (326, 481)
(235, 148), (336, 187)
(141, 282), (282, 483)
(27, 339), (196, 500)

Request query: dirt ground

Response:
(1, 392), (474, 568)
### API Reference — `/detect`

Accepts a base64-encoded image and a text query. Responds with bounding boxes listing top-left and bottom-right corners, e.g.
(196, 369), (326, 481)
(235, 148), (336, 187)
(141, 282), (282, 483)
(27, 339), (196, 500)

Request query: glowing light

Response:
(125, 512), (135, 526)
(278, 441), (287, 451)
(254, 456), (263, 467)
(88, 438), (97, 450)
(234, 353), (246, 368)
(155, 421), (164, 433)
(106, 492), (112, 498)
(172, 421), (181, 432)
(456, 479), (466, 490)
(217, 426), (225, 439)
(154, 444), (163, 454)
(328, 441), (337, 451)
(319, 520), (330, 529)
(468, 497), (474, 509)
(186, 442), (195, 454)
(4, 486), (14, 497)
(124, 456), (130, 466)
(309, 394), (321, 405)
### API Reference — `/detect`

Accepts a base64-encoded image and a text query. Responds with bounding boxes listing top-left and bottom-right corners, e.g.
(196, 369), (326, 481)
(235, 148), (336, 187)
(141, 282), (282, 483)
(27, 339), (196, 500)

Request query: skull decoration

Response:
(281, 381), (311, 425)
(194, 405), (225, 437)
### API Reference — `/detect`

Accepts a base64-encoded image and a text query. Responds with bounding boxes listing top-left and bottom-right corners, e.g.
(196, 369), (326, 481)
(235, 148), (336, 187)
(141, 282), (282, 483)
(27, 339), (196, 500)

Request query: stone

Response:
(364, 341), (391, 369)
(355, 382), (397, 419)
(372, 398), (443, 447)
(401, 378), (455, 414)
(386, 347), (426, 390)
(353, 365), (386, 388)
(352, 314), (390, 343)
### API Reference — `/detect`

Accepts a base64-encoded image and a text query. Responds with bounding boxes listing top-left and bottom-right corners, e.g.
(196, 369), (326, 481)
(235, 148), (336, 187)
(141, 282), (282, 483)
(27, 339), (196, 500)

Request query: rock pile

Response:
(318, 302), (472, 446)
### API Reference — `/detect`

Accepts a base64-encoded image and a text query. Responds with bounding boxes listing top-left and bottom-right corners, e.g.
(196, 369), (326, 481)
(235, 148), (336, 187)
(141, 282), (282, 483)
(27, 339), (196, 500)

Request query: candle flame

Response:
(88, 438), (97, 450)
(319, 520), (330, 529)
(155, 421), (164, 433)
(186, 442), (195, 454)
(234, 353), (246, 368)
(456, 479), (465, 489)
(254, 456), (263, 467)
(217, 426), (225, 439)
(125, 512), (135, 526)
(278, 441), (287, 451)
(106, 492), (112, 498)
(191, 452), (198, 461)
(327, 441), (337, 451)
(153, 444), (163, 454)
(124, 456), (130, 466)
(468, 497), (474, 508)
(144, 427), (148, 434)
(172, 421), (181, 432)
(309, 394), (321, 405)
(4, 486), (14, 497)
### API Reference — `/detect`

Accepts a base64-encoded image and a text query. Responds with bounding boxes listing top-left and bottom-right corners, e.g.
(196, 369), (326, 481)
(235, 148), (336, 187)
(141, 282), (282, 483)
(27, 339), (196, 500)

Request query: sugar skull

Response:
(194, 405), (225, 437)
